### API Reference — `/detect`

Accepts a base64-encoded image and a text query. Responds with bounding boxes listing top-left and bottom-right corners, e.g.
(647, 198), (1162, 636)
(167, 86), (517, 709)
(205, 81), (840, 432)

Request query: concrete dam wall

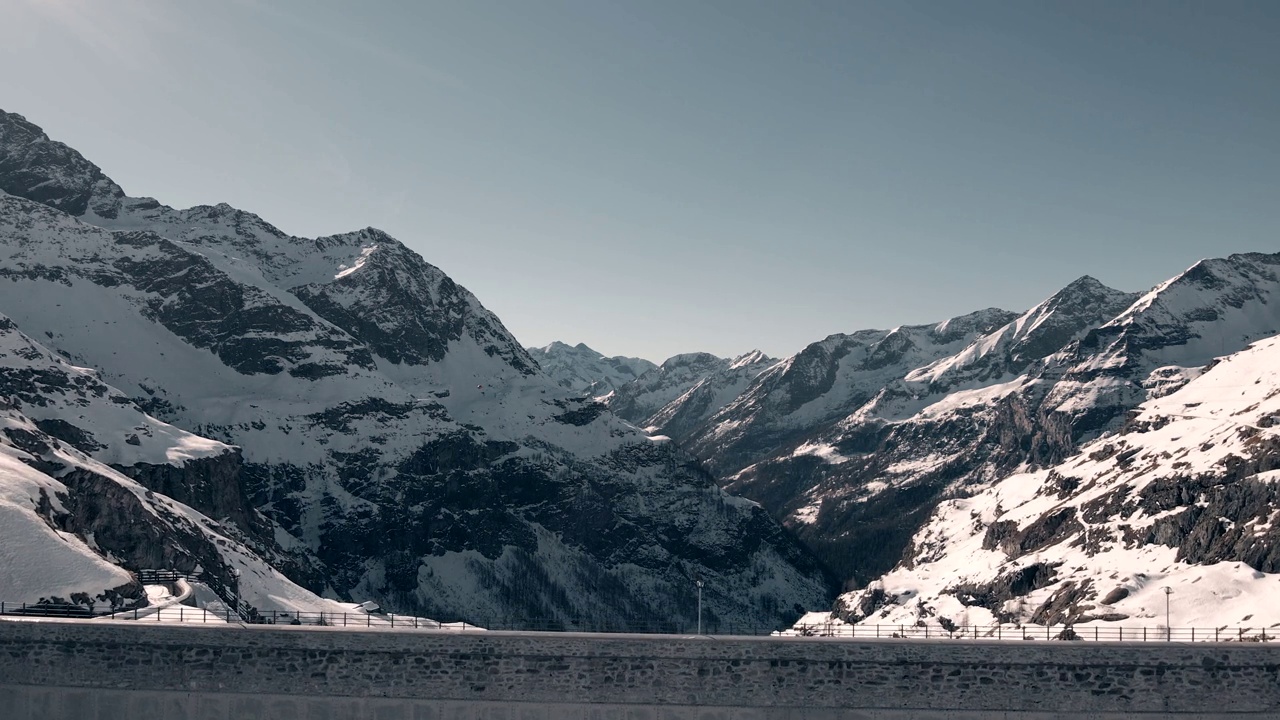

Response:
(2, 620), (1279, 718)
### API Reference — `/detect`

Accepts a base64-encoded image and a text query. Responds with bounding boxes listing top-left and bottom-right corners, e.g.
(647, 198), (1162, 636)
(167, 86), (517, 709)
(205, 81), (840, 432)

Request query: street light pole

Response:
(696, 579), (704, 635)
(1162, 586), (1173, 641)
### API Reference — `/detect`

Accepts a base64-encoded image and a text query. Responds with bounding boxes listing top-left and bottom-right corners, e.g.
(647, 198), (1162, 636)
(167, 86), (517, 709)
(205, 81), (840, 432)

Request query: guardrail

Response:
(136, 569), (254, 622)
(2, 603), (1277, 642)
(0, 569), (254, 622)
(786, 622), (1279, 642)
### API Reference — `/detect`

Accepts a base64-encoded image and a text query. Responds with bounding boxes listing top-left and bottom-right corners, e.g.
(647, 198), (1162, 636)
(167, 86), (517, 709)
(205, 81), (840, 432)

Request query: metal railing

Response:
(0, 569), (254, 622)
(785, 622), (1280, 643)
(1, 602), (1277, 642)
(136, 569), (254, 622)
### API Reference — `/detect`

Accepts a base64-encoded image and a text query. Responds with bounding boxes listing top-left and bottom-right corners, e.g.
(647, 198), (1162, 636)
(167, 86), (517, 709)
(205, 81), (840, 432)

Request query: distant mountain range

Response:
(525, 341), (655, 396)
(5, 104), (1278, 635)
(546, 253), (1280, 629)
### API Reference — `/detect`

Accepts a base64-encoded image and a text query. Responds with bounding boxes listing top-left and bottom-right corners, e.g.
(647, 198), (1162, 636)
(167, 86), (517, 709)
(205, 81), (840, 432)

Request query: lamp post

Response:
(1162, 586), (1173, 641)
(696, 579), (704, 635)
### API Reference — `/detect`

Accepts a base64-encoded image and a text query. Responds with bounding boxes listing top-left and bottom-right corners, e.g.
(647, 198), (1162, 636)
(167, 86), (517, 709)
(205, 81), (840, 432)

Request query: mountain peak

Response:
(1054, 274), (1125, 299)
(527, 341), (657, 395)
(1064, 274), (1107, 290)
(0, 109), (124, 218)
(730, 349), (772, 368)
(660, 352), (723, 368)
(933, 307), (1018, 339)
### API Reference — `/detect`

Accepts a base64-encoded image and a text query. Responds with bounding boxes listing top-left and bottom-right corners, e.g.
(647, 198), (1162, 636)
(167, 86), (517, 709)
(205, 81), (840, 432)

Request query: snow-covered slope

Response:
(640, 350), (778, 440)
(698, 264), (1280, 587)
(816, 333), (1280, 635)
(884, 276), (1140, 416)
(1045, 254), (1280, 433)
(687, 309), (1019, 475)
(606, 352), (733, 425)
(0, 109), (832, 627)
(527, 341), (656, 396)
(0, 312), (339, 612)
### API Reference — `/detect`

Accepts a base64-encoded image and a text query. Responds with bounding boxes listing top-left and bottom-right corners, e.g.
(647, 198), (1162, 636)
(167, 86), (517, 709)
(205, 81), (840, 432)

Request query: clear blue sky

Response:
(3, 1), (1277, 362)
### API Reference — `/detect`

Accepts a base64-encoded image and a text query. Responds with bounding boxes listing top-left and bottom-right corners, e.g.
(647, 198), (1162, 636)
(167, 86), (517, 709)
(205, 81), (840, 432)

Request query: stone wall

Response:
(2, 620), (1279, 718)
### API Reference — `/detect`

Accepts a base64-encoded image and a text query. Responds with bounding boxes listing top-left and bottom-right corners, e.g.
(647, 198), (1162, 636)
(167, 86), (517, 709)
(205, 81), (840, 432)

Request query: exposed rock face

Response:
(0, 109), (833, 627)
(0, 111), (124, 218)
(114, 451), (261, 536)
(297, 232), (537, 374)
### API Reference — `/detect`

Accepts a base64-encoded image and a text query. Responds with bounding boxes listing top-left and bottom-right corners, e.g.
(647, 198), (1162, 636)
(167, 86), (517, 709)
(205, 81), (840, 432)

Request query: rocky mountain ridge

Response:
(605, 350), (775, 432)
(557, 254), (1280, 602)
(526, 341), (656, 397)
(814, 332), (1280, 634)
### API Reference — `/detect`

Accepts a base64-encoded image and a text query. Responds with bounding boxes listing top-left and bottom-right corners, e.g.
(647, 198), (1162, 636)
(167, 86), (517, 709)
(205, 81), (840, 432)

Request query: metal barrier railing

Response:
(136, 569), (254, 622)
(785, 622), (1279, 642)
(1, 601), (1277, 642)
(0, 569), (253, 622)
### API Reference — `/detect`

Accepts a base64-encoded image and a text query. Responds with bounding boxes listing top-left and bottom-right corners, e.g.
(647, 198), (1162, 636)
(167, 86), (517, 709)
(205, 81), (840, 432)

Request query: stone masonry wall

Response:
(2, 620), (1280, 717)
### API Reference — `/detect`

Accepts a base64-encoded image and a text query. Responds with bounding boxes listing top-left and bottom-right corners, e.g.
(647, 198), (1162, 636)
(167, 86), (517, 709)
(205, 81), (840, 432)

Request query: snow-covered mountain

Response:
(687, 308), (1021, 476)
(555, 262), (1280, 600)
(526, 341), (656, 397)
(1043, 253), (1280, 433)
(0, 311), (342, 614)
(814, 332), (1280, 635)
(0, 109), (832, 627)
(606, 350), (775, 433)
(713, 262), (1280, 585)
(632, 350), (778, 440)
